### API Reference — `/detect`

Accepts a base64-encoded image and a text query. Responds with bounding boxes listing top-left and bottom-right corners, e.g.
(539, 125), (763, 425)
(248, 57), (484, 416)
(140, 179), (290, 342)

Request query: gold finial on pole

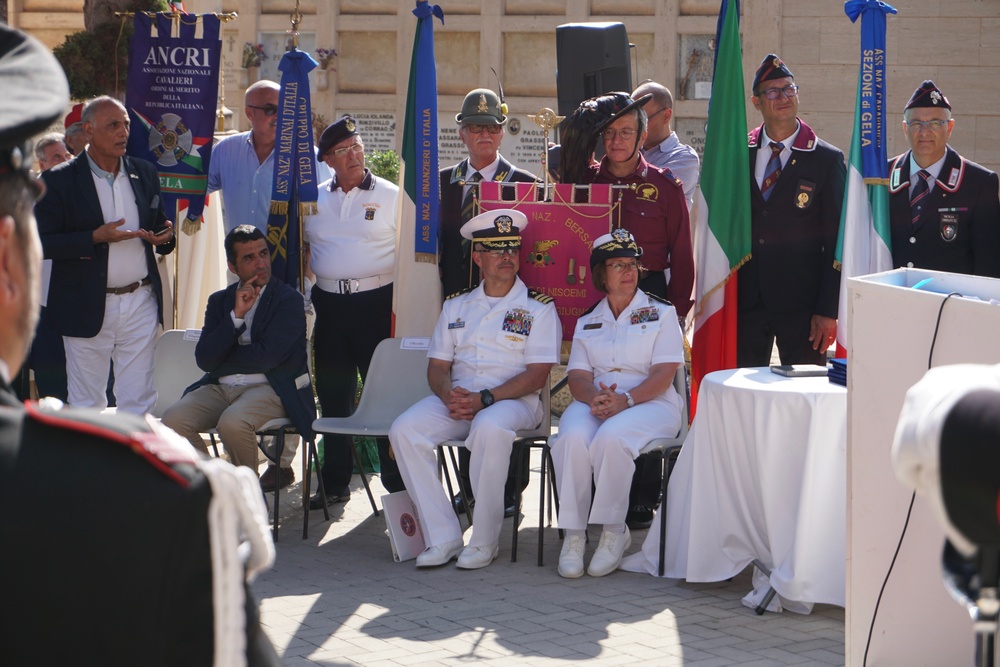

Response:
(527, 107), (565, 200)
(288, 0), (302, 50)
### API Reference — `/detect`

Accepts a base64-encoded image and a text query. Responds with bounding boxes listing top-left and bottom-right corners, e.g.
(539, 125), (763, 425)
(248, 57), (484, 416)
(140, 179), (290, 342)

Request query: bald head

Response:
(632, 82), (675, 148)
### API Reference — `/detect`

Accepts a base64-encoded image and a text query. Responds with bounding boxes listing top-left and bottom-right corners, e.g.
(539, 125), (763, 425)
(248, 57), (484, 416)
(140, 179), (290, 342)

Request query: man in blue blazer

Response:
(161, 225), (315, 484)
(36, 96), (175, 414)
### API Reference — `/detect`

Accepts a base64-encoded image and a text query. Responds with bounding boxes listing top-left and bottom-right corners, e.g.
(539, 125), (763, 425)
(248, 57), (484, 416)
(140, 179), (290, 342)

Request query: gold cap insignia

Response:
(478, 93), (489, 114)
(494, 214), (513, 233)
(345, 119), (356, 132)
(612, 228), (630, 243)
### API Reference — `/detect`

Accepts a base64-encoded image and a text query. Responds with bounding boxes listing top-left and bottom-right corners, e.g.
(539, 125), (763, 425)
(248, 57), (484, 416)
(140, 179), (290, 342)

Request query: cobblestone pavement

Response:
(252, 445), (844, 666)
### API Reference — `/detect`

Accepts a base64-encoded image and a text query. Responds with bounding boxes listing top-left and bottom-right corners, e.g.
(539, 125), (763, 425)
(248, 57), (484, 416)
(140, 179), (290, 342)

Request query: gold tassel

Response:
(269, 201), (289, 215)
(415, 252), (437, 264)
(299, 201), (318, 218)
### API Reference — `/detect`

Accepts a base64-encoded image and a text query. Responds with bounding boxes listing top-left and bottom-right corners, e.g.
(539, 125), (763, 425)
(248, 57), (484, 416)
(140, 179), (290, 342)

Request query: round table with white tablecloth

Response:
(620, 367), (847, 614)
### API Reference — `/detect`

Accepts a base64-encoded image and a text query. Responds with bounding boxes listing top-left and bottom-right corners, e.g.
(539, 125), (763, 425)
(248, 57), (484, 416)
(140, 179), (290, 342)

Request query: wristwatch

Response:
(624, 391), (635, 408)
(480, 388), (495, 407)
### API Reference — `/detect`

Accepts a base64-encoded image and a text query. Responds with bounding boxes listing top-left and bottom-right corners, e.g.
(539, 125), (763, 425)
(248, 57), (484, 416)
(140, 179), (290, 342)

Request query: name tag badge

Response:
(940, 212), (959, 242)
(448, 318), (465, 330)
(582, 322), (602, 330)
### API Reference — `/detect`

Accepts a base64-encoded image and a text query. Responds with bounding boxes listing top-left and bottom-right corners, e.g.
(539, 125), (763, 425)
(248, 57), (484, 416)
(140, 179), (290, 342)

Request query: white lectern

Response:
(848, 268), (1000, 666)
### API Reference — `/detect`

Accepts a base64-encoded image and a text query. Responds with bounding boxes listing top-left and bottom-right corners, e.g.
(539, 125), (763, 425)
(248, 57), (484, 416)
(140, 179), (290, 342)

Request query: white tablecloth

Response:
(621, 367), (847, 614)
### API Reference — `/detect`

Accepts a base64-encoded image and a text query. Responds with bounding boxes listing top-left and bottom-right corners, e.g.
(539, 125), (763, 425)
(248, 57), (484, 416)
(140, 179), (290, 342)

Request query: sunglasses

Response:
(248, 103), (278, 117)
(465, 124), (503, 135)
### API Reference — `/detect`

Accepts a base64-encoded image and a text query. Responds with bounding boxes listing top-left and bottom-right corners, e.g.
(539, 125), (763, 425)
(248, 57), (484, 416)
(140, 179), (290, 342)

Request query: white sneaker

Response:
(415, 538), (465, 568)
(587, 527), (631, 577)
(456, 543), (499, 569)
(557, 534), (586, 579)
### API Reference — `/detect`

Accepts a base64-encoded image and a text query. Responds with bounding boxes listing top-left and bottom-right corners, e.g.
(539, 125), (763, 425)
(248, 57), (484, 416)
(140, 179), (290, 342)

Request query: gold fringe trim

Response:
(269, 201), (288, 215)
(299, 201), (318, 218)
(863, 177), (889, 186)
(415, 252), (437, 264)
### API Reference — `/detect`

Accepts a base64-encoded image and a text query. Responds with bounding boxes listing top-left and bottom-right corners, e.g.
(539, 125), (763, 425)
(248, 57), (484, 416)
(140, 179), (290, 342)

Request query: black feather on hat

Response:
(0, 25), (69, 178)
(557, 92), (651, 186)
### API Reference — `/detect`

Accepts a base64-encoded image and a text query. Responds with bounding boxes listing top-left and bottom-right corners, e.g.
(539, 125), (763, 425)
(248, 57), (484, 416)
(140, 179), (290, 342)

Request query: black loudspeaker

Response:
(556, 22), (632, 116)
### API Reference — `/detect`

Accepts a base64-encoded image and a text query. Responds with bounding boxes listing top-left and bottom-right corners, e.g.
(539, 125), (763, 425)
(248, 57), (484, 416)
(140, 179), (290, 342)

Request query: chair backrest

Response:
(151, 329), (203, 418)
(673, 365), (690, 443)
(350, 338), (434, 428)
(517, 377), (552, 439)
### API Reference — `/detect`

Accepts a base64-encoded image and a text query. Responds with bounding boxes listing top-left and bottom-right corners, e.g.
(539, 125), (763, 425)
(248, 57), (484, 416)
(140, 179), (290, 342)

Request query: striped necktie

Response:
(910, 169), (931, 225)
(461, 171), (483, 223)
(760, 142), (784, 201)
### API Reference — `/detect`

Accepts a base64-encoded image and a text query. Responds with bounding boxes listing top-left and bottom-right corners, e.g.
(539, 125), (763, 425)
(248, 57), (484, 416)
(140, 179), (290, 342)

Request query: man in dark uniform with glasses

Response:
(439, 88), (539, 517)
(739, 54), (845, 368)
(888, 80), (1000, 278)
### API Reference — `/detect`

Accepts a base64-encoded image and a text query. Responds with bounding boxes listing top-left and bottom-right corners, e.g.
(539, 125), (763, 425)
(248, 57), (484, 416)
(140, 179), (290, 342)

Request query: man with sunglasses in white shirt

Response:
(888, 80), (1000, 278)
(740, 54), (845, 368)
(304, 116), (403, 509)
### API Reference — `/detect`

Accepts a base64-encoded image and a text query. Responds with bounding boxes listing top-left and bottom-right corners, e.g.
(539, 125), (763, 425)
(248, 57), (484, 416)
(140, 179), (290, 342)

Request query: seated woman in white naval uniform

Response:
(550, 229), (685, 578)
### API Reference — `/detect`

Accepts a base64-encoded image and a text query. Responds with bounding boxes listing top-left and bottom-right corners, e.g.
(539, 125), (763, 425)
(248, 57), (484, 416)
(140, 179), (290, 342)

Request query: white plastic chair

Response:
(311, 337), (434, 515)
(151, 329), (202, 418)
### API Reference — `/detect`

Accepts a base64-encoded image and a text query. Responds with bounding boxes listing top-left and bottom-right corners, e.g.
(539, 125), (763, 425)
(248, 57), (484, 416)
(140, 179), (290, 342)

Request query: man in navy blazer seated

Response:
(36, 95), (175, 414)
(161, 225), (316, 483)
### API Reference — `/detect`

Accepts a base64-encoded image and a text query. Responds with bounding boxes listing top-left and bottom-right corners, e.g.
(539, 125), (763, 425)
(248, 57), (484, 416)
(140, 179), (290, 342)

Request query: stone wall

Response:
(10, 0), (999, 171)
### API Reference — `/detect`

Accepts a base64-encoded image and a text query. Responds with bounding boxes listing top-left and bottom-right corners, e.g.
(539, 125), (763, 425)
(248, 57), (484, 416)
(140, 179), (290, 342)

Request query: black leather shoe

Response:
(625, 504), (654, 530)
(309, 487), (351, 510)
(504, 494), (520, 518)
(452, 492), (475, 515)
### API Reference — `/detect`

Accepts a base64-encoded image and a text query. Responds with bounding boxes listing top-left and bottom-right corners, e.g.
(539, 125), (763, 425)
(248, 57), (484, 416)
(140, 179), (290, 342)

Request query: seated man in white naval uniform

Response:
(389, 209), (561, 570)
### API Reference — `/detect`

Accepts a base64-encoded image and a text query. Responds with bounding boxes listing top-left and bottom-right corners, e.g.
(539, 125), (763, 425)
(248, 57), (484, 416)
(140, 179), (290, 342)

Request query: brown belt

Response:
(106, 277), (151, 295)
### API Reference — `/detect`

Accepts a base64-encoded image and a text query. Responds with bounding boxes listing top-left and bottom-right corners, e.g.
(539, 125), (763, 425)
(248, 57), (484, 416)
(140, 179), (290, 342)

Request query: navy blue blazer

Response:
(888, 146), (1000, 278)
(187, 275), (316, 439)
(36, 153), (174, 338)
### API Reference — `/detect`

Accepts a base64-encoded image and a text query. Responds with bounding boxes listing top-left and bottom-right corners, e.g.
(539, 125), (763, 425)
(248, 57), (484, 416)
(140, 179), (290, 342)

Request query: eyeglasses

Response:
(607, 260), (639, 272)
(477, 247), (519, 257)
(248, 103), (278, 116)
(757, 84), (799, 100)
(905, 119), (950, 133)
(329, 142), (364, 158)
(645, 107), (667, 118)
(465, 124), (503, 135)
(601, 128), (638, 141)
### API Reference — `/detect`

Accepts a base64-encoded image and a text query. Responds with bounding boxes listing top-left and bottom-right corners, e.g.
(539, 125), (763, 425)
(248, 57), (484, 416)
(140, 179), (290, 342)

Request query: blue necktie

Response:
(910, 169), (931, 225)
(760, 142), (784, 201)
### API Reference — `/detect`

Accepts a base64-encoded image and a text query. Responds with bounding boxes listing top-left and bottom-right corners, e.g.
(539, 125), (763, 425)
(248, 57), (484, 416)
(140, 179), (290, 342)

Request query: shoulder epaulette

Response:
(24, 402), (201, 488)
(528, 289), (554, 304)
(581, 300), (601, 316)
(445, 288), (471, 301)
(644, 291), (671, 305)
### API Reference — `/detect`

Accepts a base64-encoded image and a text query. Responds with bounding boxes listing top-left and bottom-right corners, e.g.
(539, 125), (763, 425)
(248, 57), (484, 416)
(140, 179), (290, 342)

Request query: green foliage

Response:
(53, 0), (170, 100)
(367, 149), (400, 184)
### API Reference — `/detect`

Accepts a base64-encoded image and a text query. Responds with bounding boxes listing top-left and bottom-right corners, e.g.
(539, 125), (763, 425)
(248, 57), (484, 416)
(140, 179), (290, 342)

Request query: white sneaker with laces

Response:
(557, 534), (586, 579)
(587, 527), (631, 577)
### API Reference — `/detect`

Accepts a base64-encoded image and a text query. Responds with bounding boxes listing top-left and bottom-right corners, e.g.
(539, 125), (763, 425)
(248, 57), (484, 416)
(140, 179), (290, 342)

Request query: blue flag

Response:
(126, 13), (222, 224)
(266, 48), (320, 288)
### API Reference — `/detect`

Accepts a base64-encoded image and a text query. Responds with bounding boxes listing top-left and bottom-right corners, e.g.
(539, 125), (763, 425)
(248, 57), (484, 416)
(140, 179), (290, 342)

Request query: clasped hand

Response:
(590, 382), (625, 420)
(234, 282), (261, 318)
(445, 386), (482, 421)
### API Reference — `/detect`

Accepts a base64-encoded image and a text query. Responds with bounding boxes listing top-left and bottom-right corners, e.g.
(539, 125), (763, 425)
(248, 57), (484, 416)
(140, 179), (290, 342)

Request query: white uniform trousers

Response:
(390, 394), (540, 549)
(63, 285), (159, 414)
(551, 399), (681, 530)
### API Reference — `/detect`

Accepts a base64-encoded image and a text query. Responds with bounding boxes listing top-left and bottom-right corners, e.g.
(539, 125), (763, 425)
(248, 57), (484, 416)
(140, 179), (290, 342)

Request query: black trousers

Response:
(737, 303), (826, 367)
(313, 283), (403, 493)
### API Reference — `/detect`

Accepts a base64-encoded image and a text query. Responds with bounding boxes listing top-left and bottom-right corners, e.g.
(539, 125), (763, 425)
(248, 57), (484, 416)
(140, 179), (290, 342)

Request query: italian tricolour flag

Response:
(688, 0), (751, 413)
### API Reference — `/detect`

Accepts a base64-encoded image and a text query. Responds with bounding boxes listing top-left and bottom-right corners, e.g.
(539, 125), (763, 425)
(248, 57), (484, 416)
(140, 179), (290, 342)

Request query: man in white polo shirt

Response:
(305, 116), (402, 508)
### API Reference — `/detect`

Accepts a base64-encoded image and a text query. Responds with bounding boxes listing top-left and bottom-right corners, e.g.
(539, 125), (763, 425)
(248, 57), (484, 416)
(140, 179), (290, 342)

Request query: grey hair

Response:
(81, 96), (125, 124)
(904, 107), (952, 123)
(33, 132), (65, 161)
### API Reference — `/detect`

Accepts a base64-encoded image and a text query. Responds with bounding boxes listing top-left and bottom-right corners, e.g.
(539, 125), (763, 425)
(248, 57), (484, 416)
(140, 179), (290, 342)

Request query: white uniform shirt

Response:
(305, 170), (398, 284)
(429, 277), (561, 408)
(568, 290), (684, 410)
